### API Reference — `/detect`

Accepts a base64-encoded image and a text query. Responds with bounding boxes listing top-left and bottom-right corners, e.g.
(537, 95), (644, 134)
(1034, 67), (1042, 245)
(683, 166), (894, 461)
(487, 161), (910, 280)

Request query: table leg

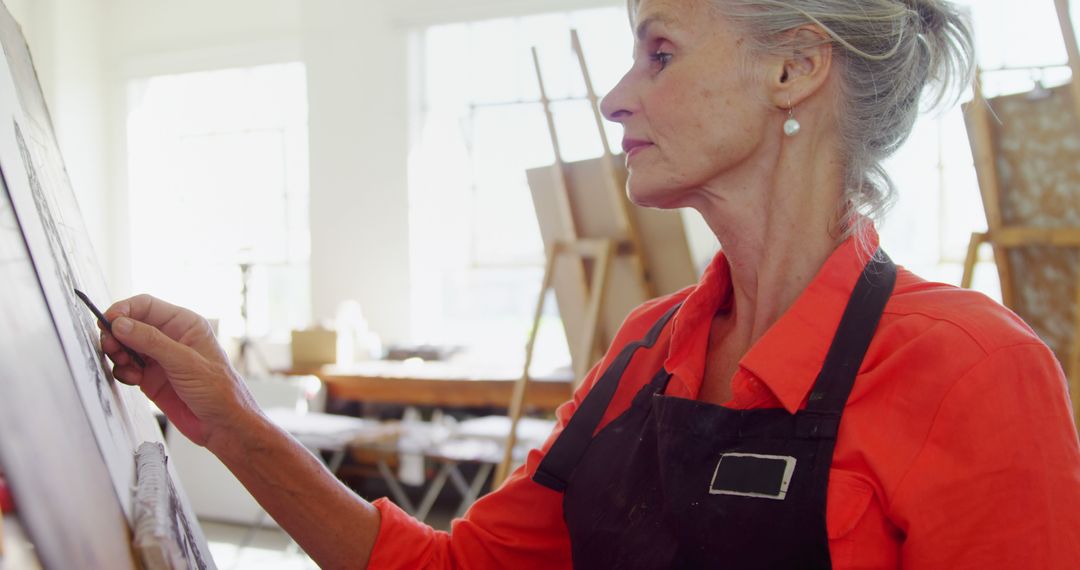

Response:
(455, 463), (494, 519)
(415, 462), (456, 522)
(448, 465), (470, 496)
(326, 447), (348, 473)
(376, 460), (417, 514)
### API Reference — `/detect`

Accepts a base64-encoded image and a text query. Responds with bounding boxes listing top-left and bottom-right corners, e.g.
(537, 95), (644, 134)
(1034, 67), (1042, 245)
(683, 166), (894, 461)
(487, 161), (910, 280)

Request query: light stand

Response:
(234, 260), (269, 377)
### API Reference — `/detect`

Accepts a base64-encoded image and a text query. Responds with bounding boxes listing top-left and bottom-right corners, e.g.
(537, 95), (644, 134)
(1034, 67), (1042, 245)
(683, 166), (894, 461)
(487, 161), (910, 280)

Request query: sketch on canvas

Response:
(0, 164), (136, 569)
(16, 121), (118, 419)
(0, 10), (138, 513)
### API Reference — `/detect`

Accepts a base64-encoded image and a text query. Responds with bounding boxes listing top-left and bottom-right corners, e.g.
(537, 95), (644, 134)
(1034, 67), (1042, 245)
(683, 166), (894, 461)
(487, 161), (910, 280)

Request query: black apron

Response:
(534, 252), (896, 569)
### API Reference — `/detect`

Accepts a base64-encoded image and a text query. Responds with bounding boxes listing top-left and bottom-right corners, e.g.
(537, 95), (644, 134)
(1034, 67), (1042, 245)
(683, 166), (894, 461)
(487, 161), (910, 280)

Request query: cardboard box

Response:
(290, 328), (337, 369)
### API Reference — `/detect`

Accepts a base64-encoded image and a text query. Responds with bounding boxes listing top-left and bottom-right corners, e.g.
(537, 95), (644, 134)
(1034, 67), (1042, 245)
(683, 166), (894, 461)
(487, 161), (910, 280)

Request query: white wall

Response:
(389, 0), (623, 25)
(302, 0), (411, 342)
(15, 0), (621, 345)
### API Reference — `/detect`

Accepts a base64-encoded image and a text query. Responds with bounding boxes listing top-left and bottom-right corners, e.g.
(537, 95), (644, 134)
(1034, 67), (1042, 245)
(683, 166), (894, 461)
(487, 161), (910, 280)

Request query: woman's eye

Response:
(650, 51), (673, 71)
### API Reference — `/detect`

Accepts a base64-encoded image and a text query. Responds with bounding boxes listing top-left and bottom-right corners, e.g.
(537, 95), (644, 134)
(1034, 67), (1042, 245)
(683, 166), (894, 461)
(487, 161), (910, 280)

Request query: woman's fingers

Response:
(108, 348), (131, 368)
(100, 329), (120, 352)
(106, 294), (199, 338)
(98, 295), (249, 449)
(110, 316), (191, 371)
(111, 363), (142, 385)
(99, 330), (131, 366)
(105, 294), (219, 357)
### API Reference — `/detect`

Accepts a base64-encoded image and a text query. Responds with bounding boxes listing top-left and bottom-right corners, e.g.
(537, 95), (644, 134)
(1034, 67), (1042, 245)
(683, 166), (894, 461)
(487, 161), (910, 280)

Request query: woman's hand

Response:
(101, 294), (261, 452)
(103, 296), (383, 567)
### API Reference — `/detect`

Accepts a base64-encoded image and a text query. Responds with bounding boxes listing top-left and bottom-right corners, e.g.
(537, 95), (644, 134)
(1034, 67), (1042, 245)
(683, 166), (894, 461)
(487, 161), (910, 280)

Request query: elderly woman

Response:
(102, 0), (1080, 568)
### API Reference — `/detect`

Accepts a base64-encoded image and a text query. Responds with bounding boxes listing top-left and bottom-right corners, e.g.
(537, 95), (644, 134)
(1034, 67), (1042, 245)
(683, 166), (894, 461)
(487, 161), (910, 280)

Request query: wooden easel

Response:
(494, 31), (660, 485)
(962, 0), (1080, 428)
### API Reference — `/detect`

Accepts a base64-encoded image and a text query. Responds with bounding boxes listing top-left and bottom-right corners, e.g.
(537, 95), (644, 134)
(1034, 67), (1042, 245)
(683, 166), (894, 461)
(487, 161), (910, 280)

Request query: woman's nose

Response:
(600, 70), (635, 123)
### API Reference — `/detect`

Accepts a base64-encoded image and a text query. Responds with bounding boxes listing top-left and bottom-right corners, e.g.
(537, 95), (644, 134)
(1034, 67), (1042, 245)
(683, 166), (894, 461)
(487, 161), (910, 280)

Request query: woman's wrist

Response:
(204, 408), (280, 462)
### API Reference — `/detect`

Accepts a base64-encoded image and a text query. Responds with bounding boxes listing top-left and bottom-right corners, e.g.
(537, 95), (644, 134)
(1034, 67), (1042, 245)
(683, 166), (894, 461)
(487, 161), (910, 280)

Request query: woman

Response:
(102, 0), (1080, 568)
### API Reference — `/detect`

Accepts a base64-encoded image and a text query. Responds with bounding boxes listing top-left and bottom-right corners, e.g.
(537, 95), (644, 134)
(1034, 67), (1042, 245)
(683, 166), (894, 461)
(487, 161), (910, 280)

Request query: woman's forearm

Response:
(208, 413), (381, 569)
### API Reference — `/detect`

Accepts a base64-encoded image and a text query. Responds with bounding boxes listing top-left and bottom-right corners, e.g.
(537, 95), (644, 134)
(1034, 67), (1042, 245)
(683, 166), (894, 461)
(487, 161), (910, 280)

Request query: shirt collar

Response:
(663, 226), (880, 413)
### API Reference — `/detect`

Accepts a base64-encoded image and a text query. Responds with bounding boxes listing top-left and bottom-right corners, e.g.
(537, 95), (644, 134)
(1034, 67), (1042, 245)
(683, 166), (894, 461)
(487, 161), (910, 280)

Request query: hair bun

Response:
(911, 0), (947, 34)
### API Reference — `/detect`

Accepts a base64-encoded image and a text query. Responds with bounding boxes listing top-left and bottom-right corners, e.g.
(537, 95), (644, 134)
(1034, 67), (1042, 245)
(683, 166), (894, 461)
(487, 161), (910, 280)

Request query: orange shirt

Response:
(368, 229), (1080, 569)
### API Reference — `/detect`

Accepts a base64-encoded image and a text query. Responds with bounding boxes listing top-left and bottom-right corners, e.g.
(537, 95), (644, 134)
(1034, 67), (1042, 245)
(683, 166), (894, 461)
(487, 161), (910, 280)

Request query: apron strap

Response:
(799, 250), (897, 437)
(534, 302), (682, 492)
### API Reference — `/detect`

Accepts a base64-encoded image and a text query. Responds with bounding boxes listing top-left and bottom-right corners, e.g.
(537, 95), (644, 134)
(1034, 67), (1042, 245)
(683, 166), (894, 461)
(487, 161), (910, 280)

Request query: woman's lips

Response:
(623, 138), (654, 159)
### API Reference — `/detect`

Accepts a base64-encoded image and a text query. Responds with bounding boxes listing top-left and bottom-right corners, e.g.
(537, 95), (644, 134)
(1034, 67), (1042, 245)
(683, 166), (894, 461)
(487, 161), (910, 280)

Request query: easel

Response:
(493, 31), (660, 486)
(962, 0), (1080, 428)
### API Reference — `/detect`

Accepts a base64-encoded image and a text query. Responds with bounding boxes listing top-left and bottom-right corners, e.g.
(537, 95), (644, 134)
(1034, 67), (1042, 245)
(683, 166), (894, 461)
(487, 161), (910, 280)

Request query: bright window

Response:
(408, 8), (631, 368)
(126, 63), (310, 340)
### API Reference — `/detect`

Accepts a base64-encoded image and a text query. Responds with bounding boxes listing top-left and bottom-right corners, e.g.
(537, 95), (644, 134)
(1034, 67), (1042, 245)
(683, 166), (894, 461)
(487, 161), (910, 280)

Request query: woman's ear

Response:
(769, 26), (833, 109)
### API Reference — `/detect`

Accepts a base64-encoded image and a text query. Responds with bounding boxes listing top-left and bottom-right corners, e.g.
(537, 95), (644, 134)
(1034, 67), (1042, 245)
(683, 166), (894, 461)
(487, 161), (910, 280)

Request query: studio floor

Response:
(203, 520), (315, 570)
(201, 497), (456, 569)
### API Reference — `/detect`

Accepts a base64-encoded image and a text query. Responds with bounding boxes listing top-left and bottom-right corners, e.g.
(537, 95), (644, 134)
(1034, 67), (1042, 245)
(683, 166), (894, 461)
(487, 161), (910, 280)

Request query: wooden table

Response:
(280, 361), (575, 412)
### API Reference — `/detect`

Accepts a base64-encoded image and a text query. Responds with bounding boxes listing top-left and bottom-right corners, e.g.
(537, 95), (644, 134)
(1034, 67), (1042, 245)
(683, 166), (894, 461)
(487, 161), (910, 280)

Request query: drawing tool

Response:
(73, 288), (147, 368)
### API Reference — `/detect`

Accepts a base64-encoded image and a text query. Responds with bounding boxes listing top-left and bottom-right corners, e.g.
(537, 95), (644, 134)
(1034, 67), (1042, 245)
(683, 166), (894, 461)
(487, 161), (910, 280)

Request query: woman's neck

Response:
(691, 129), (846, 348)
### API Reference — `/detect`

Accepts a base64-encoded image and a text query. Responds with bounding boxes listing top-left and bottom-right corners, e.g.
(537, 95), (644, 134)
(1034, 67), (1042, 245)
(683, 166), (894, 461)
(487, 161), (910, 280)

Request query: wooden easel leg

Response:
(1054, 0), (1080, 129)
(495, 245), (561, 487)
(577, 240), (614, 390)
(961, 232), (986, 289)
(990, 244), (1016, 308)
(966, 81), (1017, 308)
(571, 30), (656, 299)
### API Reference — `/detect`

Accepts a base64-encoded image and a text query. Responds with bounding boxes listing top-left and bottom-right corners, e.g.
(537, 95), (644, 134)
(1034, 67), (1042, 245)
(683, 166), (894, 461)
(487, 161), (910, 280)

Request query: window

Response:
(408, 8), (631, 369)
(126, 63), (310, 341)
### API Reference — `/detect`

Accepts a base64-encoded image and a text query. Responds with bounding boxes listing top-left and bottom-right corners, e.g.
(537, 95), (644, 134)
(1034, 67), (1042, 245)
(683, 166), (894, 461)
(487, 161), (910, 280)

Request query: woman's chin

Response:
(626, 180), (684, 210)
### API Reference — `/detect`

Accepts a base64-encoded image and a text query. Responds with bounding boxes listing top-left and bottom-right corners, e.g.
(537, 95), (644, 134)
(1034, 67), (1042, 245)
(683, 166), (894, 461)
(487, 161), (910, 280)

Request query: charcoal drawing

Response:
(0, 165), (136, 569)
(15, 120), (115, 419)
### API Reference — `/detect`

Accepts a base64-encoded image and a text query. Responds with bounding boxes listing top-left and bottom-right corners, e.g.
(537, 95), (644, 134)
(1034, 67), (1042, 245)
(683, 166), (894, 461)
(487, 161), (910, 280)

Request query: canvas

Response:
(0, 2), (213, 567)
(0, 164), (136, 569)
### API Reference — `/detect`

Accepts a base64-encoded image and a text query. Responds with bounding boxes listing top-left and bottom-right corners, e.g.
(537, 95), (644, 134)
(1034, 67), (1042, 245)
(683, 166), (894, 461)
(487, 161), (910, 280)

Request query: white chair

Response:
(167, 375), (375, 529)
(414, 416), (556, 521)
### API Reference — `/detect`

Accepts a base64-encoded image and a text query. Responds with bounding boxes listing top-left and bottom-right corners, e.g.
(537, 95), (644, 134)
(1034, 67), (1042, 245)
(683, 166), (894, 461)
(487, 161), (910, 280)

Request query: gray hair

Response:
(632, 0), (975, 236)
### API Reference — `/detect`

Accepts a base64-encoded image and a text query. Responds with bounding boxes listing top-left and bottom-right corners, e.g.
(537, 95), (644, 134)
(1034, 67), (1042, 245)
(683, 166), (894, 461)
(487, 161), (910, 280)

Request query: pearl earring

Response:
(783, 103), (801, 137)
